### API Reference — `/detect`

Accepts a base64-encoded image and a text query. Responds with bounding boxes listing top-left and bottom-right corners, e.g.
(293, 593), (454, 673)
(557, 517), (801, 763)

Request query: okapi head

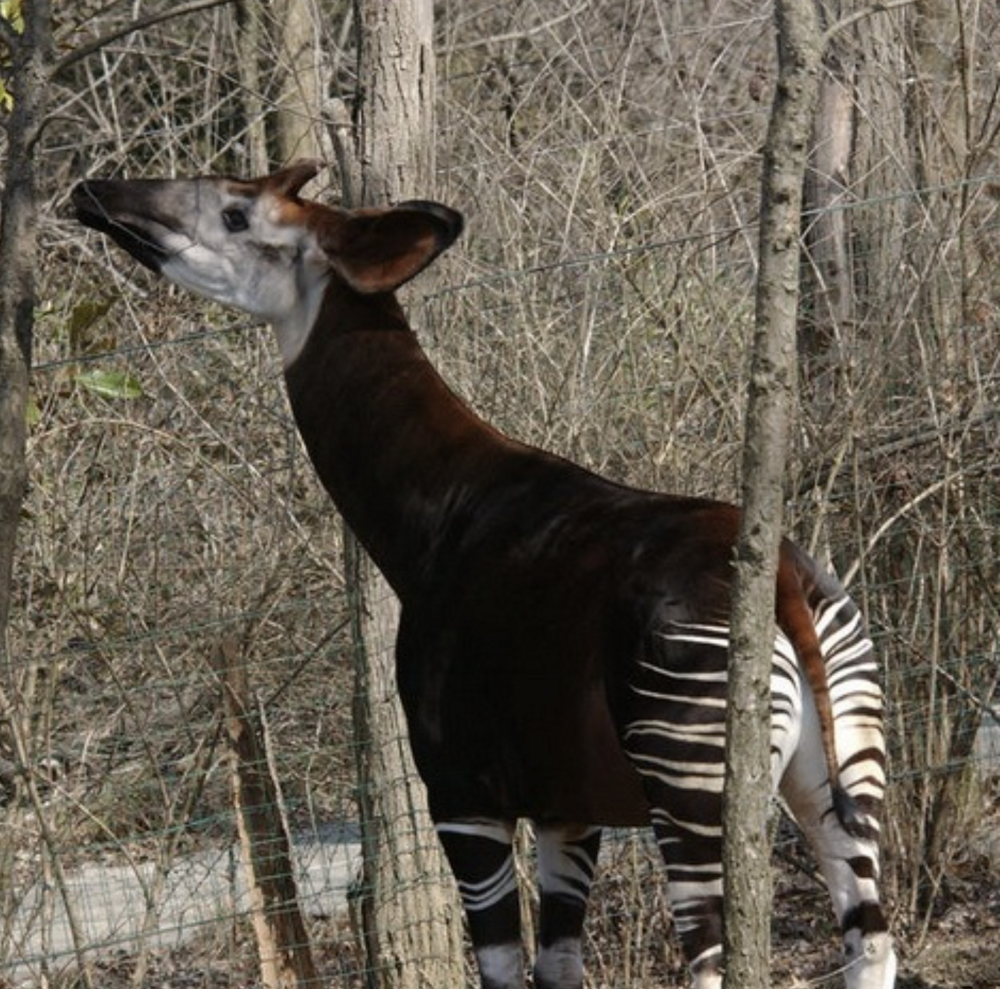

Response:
(73, 160), (462, 365)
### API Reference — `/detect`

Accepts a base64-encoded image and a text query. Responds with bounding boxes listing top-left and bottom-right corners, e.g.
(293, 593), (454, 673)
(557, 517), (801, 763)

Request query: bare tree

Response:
(0, 0), (52, 674)
(801, 0), (855, 389)
(235, 0), (271, 172)
(340, 2), (464, 986)
(723, 1), (823, 986)
(272, 0), (329, 163)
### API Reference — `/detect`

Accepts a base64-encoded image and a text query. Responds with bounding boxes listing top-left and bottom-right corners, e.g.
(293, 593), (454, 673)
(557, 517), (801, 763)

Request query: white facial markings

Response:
(149, 181), (329, 368)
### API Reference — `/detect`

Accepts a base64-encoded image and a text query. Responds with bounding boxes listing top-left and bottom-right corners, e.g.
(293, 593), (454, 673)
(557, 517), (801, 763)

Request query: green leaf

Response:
(75, 369), (145, 401)
(1, 0), (25, 33)
(67, 296), (117, 354)
(1, 0), (24, 112)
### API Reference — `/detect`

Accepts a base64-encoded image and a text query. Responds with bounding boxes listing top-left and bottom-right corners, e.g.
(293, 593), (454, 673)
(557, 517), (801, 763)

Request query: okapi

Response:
(73, 161), (897, 989)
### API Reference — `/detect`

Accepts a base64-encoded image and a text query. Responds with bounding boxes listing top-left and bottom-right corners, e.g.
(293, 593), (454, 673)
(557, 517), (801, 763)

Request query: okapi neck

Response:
(282, 281), (518, 596)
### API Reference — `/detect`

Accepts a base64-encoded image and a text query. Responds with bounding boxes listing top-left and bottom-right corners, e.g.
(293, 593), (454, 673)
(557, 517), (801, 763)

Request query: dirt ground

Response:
(772, 848), (1000, 989)
(76, 882), (1000, 989)
(10, 817), (997, 988)
(773, 890), (1000, 989)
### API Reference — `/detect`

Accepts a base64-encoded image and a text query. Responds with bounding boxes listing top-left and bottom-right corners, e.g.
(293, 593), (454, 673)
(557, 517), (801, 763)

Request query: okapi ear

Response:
(323, 201), (464, 294)
(266, 159), (325, 199)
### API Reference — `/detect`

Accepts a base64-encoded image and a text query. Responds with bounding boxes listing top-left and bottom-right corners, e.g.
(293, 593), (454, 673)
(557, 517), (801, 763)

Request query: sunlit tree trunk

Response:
(272, 0), (329, 162)
(723, 1), (822, 987)
(801, 0), (854, 401)
(235, 0), (270, 173)
(342, 2), (465, 986)
(908, 0), (969, 355)
(0, 0), (52, 677)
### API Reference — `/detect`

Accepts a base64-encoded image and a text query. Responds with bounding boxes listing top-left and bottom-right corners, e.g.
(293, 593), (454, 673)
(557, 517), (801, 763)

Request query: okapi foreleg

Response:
(435, 819), (521, 989)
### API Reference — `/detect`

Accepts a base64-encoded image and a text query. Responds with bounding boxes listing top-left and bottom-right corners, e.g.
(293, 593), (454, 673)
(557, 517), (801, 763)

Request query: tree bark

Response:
(342, 2), (465, 987)
(272, 0), (328, 163)
(353, 0), (435, 207)
(849, 0), (909, 372)
(235, 0), (271, 173)
(722, 2), (823, 987)
(802, 0), (854, 393)
(0, 0), (52, 677)
(907, 0), (969, 364)
(218, 639), (318, 989)
(346, 543), (464, 989)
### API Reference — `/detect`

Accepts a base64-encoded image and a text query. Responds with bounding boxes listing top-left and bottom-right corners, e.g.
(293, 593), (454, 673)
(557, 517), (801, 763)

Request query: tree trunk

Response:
(353, 0), (435, 207)
(342, 2), (465, 987)
(272, 0), (328, 163)
(908, 0), (969, 355)
(346, 543), (465, 989)
(801, 0), (854, 397)
(218, 639), (318, 989)
(722, 2), (822, 987)
(851, 2), (909, 339)
(235, 0), (271, 173)
(907, 0), (975, 917)
(0, 0), (52, 677)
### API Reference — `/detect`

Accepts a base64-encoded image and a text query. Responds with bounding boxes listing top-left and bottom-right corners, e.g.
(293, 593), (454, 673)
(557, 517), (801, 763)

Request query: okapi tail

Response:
(776, 555), (868, 836)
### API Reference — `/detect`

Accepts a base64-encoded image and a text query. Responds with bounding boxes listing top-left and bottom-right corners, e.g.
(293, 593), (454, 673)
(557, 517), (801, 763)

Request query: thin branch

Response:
(53, 0), (235, 78)
(841, 477), (951, 588)
(794, 404), (999, 501)
(449, 2), (590, 51)
(822, 0), (917, 45)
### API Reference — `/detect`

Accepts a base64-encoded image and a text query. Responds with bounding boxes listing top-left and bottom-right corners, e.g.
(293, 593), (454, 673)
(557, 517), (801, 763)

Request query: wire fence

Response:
(4, 1), (1000, 986)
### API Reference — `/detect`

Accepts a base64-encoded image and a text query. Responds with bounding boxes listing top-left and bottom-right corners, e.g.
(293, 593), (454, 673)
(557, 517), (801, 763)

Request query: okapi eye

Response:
(221, 206), (250, 233)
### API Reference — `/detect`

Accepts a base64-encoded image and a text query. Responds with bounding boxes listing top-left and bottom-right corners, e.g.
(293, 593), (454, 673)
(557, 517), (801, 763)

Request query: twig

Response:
(327, 97), (358, 207)
(793, 405), (999, 503)
(53, 0), (236, 78)
(216, 638), (318, 989)
(449, 2), (590, 51)
(840, 476), (951, 588)
(0, 680), (95, 989)
(822, 0), (917, 45)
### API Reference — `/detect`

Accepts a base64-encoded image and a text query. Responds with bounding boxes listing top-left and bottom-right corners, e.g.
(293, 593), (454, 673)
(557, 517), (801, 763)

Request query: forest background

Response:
(0, 0), (998, 987)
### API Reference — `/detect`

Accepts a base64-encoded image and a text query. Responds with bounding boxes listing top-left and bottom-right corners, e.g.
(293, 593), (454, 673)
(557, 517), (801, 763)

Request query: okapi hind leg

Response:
(781, 790), (896, 989)
(533, 824), (602, 989)
(435, 819), (523, 989)
(647, 813), (725, 989)
(624, 726), (727, 989)
(780, 716), (897, 989)
(622, 627), (729, 989)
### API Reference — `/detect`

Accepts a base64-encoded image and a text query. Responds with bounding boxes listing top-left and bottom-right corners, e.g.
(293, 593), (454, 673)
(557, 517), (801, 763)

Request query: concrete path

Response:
(2, 825), (362, 985)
